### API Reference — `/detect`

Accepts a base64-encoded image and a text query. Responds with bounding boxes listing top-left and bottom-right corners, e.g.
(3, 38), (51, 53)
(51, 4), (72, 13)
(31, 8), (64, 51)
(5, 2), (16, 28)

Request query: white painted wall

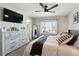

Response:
(23, 17), (32, 40)
(68, 8), (79, 30)
(58, 16), (68, 32)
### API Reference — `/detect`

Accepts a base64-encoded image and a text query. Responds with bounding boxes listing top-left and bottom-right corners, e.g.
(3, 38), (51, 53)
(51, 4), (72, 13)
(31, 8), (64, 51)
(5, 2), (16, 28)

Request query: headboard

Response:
(68, 30), (79, 36)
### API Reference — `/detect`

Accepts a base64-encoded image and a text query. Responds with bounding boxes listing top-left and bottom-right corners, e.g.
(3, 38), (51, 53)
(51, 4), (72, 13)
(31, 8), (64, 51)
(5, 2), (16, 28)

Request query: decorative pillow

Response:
(66, 35), (78, 45)
(57, 33), (73, 45)
(57, 32), (69, 37)
(74, 37), (79, 49)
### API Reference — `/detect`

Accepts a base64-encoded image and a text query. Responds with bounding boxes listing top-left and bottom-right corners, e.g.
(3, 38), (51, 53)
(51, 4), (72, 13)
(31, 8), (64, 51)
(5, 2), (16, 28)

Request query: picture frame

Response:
(73, 12), (78, 24)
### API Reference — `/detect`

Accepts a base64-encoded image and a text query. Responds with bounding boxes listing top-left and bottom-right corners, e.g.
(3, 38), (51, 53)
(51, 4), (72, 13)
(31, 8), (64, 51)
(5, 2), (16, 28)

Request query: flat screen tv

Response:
(3, 8), (23, 23)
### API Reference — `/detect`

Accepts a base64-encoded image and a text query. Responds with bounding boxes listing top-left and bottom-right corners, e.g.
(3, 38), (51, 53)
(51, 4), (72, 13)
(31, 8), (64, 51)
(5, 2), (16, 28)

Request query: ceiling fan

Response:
(35, 3), (58, 13)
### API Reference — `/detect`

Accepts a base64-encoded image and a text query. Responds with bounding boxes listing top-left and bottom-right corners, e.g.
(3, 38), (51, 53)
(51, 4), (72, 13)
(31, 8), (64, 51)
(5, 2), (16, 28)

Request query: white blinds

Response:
(40, 20), (57, 34)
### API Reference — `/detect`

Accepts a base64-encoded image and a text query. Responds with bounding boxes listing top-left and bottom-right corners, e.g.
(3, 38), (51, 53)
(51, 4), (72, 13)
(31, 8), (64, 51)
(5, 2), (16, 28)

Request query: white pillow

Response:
(74, 37), (79, 49)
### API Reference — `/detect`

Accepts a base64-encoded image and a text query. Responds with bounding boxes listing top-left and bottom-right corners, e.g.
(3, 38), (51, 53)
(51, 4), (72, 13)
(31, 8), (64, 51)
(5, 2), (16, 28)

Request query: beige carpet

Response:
(6, 44), (27, 56)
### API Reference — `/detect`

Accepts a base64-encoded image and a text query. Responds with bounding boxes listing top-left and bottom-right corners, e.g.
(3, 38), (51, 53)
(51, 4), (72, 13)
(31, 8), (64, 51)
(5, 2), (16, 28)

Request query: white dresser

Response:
(0, 21), (29, 55)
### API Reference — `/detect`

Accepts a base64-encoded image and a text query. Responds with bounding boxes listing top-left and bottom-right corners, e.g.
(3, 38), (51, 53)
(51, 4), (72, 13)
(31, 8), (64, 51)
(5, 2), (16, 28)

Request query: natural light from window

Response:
(40, 20), (57, 34)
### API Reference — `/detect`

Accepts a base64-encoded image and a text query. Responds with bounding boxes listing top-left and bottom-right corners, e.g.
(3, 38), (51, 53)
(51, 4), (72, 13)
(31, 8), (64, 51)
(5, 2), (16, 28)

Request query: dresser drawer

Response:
(4, 37), (16, 45)
(5, 45), (17, 54)
(5, 40), (17, 47)
(5, 42), (17, 54)
(4, 32), (20, 41)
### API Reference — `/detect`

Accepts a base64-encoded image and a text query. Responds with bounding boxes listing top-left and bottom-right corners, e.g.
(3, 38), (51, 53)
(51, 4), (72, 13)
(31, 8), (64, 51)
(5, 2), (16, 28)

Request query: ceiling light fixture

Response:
(45, 12), (49, 14)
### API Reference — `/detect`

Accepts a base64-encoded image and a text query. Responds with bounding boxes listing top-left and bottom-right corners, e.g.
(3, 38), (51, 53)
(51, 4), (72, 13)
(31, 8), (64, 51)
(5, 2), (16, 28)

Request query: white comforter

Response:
(23, 36), (79, 56)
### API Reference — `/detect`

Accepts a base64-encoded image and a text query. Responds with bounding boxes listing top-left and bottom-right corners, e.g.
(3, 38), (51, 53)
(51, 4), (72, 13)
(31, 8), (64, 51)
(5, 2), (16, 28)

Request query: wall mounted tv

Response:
(3, 8), (23, 23)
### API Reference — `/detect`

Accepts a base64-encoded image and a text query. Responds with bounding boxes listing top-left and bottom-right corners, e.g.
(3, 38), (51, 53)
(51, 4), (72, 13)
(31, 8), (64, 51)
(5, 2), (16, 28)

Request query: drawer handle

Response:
(11, 39), (14, 40)
(22, 39), (24, 40)
(10, 46), (15, 49)
(10, 42), (15, 44)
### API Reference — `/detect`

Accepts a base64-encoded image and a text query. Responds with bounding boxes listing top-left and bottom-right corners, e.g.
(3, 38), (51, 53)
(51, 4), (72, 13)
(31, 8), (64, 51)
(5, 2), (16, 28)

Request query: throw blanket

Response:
(30, 36), (48, 56)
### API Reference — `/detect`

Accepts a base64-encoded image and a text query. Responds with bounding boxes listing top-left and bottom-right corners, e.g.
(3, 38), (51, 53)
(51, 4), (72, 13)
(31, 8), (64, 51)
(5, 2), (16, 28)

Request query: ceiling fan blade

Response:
(48, 11), (55, 13)
(35, 10), (44, 12)
(39, 3), (45, 9)
(35, 11), (41, 12)
(48, 4), (58, 10)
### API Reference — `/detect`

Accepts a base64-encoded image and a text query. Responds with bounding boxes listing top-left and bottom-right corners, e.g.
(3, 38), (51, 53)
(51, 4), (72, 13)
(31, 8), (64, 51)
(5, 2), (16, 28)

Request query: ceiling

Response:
(0, 3), (79, 17)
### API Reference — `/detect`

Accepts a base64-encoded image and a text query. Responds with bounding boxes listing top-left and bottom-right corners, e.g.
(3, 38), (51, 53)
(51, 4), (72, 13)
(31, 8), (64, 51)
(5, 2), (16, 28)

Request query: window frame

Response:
(40, 19), (58, 35)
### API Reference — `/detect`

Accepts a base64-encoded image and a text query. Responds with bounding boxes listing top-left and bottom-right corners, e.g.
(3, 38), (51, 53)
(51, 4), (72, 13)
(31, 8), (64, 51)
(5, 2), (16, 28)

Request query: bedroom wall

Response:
(31, 16), (68, 37)
(59, 16), (69, 32)
(68, 8), (79, 30)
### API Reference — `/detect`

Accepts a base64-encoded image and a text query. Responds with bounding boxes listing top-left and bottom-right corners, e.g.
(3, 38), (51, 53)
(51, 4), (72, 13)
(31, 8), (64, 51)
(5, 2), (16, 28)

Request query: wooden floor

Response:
(6, 44), (27, 56)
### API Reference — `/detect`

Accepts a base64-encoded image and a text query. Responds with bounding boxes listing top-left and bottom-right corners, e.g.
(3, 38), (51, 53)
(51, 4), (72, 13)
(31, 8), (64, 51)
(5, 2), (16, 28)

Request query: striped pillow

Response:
(57, 33), (73, 45)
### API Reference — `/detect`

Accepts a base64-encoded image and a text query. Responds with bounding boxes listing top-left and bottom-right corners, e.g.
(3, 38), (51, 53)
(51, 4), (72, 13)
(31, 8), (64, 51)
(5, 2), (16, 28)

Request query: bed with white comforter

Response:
(23, 35), (79, 56)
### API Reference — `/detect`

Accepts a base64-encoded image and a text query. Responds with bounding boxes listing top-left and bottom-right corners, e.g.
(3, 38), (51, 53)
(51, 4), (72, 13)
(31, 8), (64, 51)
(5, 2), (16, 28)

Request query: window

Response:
(40, 20), (57, 34)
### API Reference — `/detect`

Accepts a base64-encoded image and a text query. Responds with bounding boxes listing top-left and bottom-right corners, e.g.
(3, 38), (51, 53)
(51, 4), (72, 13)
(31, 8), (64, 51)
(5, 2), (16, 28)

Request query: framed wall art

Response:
(73, 12), (78, 24)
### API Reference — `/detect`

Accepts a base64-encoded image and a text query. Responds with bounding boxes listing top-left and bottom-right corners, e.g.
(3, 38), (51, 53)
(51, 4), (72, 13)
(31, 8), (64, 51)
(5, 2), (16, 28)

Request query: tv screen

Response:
(3, 8), (23, 23)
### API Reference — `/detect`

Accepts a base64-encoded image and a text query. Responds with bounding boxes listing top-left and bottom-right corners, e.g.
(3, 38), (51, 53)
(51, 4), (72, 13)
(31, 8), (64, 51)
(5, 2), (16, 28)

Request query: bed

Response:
(23, 30), (79, 56)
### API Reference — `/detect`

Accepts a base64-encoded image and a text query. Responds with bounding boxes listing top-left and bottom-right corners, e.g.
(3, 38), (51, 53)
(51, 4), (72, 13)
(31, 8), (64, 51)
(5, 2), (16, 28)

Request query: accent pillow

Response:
(57, 32), (69, 37)
(74, 37), (79, 49)
(66, 35), (78, 45)
(57, 33), (73, 45)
